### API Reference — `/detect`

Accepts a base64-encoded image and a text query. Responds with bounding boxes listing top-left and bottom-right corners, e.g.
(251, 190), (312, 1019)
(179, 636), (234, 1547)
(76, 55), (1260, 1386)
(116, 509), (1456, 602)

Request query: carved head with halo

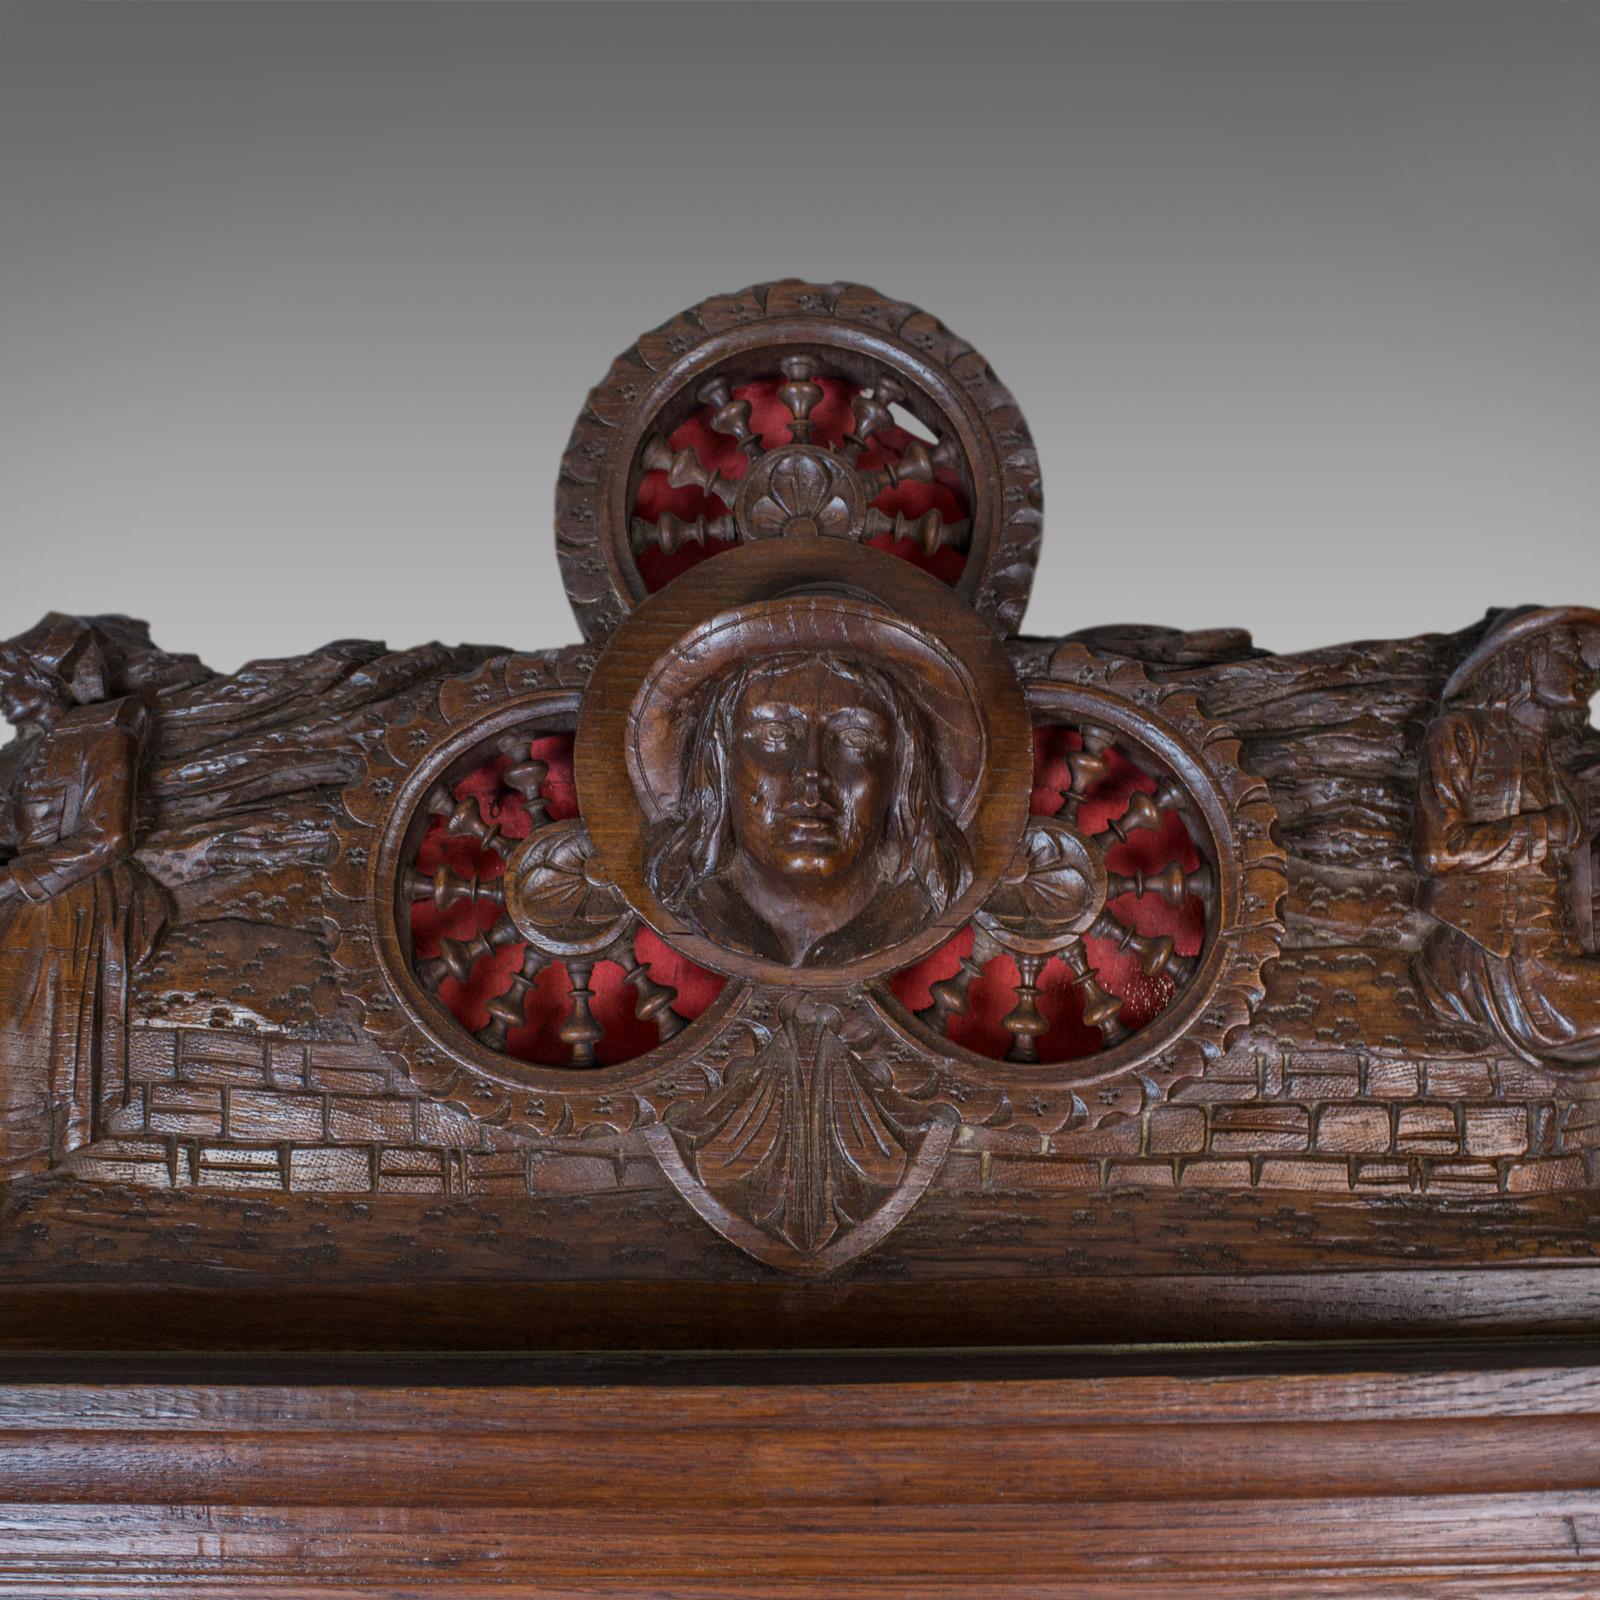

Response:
(630, 595), (982, 967)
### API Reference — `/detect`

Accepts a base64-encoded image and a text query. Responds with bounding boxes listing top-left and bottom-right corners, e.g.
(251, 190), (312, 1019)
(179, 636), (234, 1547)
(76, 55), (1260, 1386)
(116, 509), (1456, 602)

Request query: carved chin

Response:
(772, 850), (847, 879)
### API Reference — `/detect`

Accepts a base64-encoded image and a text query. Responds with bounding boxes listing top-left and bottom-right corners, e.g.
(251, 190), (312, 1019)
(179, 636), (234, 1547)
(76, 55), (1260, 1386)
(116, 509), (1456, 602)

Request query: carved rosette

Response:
(326, 647), (748, 1140)
(735, 445), (864, 541)
(555, 278), (1043, 642)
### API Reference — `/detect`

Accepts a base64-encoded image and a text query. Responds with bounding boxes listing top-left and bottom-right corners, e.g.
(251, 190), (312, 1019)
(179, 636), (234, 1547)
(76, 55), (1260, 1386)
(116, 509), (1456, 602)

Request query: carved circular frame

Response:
(873, 646), (1288, 1122)
(555, 279), (1044, 643)
(574, 540), (1034, 990)
(326, 649), (744, 1138)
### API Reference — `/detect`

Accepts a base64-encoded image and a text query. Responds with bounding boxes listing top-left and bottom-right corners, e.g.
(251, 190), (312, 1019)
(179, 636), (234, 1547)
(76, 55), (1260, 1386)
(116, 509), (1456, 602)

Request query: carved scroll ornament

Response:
(2, 279), (1596, 1276)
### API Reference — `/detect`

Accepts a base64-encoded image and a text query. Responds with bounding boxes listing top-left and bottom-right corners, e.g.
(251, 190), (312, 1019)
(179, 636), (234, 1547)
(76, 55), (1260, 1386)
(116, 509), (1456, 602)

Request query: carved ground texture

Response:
(49, 618), (1597, 1206)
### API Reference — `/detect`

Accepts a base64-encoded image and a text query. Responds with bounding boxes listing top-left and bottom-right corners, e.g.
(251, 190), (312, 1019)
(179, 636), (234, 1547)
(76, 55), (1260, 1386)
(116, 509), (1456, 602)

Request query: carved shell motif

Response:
(741, 447), (860, 540)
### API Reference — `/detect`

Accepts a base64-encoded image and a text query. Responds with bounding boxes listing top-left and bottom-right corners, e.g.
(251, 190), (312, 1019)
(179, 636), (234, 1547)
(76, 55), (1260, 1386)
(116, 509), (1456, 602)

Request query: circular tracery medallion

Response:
(555, 279), (1044, 643)
(574, 540), (1034, 988)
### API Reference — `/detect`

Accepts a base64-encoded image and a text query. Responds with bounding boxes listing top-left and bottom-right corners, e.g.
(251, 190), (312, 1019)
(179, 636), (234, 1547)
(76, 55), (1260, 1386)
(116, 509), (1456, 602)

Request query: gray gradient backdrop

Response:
(2, 1), (1597, 679)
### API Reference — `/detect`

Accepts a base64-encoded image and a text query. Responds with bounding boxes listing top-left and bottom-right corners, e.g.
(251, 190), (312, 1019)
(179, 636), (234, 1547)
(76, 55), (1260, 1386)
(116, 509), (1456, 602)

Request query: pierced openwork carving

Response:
(4, 279), (1597, 1289)
(883, 646), (1286, 1122)
(326, 654), (738, 1137)
(557, 279), (1043, 643)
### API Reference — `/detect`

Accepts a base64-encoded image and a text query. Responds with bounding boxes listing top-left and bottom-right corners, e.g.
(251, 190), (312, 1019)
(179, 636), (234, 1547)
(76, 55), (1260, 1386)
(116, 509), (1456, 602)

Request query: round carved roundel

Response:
(574, 540), (1034, 989)
(554, 279), (1044, 644)
(880, 647), (1288, 1104)
(325, 652), (744, 1138)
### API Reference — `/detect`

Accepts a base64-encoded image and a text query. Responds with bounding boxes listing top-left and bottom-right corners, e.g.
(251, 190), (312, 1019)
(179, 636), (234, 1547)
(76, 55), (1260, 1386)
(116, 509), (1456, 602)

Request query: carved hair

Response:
(1465, 631), (1566, 710)
(647, 651), (973, 921)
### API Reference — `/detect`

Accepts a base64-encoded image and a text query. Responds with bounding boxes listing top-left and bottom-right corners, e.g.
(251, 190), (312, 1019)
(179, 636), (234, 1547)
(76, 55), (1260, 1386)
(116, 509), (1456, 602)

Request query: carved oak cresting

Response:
(1, 279), (1596, 1274)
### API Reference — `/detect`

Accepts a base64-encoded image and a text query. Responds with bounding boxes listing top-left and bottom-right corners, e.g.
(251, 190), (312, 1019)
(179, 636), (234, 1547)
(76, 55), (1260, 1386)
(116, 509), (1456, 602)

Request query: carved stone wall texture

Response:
(2, 279), (1597, 1280)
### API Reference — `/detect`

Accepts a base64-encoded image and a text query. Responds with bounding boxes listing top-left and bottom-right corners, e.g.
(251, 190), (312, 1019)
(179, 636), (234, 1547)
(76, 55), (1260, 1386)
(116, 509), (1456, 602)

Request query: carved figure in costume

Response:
(0, 615), (167, 1175)
(1413, 606), (1600, 1067)
(639, 597), (979, 967)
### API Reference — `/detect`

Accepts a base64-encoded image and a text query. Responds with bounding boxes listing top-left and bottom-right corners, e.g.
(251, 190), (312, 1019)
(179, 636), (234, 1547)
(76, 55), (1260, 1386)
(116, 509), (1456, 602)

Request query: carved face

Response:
(728, 660), (895, 886)
(643, 644), (976, 969)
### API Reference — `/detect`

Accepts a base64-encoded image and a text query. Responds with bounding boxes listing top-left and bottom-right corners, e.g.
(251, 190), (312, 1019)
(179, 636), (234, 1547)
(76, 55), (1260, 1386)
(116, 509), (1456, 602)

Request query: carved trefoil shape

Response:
(4, 279), (1596, 1276)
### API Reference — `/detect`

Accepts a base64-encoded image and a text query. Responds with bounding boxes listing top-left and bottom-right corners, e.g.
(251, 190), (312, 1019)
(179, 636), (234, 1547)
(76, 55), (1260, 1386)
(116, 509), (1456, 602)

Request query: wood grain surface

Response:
(1, 1345), (1598, 1596)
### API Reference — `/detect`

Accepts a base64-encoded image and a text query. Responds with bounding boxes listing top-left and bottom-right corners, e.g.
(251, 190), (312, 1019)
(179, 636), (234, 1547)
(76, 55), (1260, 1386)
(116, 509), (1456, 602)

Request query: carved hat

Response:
(0, 612), (108, 705)
(1442, 604), (1600, 703)
(627, 591), (988, 827)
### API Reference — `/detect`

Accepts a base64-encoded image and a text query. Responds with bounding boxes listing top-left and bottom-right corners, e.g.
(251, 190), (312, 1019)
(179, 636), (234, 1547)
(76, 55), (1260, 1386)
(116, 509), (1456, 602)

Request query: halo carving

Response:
(555, 279), (1043, 643)
(574, 541), (1033, 989)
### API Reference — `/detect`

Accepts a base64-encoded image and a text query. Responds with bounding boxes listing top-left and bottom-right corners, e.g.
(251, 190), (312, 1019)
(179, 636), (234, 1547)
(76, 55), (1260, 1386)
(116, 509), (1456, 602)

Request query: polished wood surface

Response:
(2, 1345), (1599, 1595)
(1, 279), (1598, 1591)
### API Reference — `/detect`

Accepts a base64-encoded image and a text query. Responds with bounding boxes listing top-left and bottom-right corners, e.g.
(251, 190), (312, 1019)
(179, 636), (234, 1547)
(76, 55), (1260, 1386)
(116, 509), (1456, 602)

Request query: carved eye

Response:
(749, 721), (797, 752)
(835, 727), (881, 753)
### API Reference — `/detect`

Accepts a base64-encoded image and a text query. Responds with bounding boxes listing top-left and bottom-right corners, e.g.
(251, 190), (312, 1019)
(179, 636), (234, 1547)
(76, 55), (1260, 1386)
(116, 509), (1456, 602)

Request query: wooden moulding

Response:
(2, 279), (1599, 1589)
(2, 1342), (1600, 1596)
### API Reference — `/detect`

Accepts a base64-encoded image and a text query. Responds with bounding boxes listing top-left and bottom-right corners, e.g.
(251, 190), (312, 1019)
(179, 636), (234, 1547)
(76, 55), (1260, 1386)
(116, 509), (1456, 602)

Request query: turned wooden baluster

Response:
(612, 938), (686, 1041)
(858, 438), (935, 500)
(1056, 741), (1109, 825)
(927, 433), (965, 477)
(496, 737), (550, 829)
(403, 864), (504, 915)
(776, 356), (823, 444)
(697, 376), (762, 459)
(476, 946), (551, 1051)
(1059, 939), (1128, 1045)
(1165, 951), (1201, 987)
(640, 436), (742, 508)
(1001, 952), (1051, 1063)
(841, 377), (903, 461)
(862, 507), (971, 556)
(630, 510), (737, 556)
(1097, 789), (1164, 846)
(442, 793), (516, 862)
(1153, 777), (1189, 813)
(1089, 911), (1175, 980)
(1107, 860), (1214, 908)
(416, 916), (522, 995)
(919, 927), (1000, 1034)
(559, 960), (603, 1067)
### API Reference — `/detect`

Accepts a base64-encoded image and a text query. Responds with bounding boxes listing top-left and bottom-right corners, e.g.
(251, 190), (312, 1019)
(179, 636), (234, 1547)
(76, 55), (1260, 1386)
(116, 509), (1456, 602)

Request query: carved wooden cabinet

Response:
(3, 280), (1599, 1595)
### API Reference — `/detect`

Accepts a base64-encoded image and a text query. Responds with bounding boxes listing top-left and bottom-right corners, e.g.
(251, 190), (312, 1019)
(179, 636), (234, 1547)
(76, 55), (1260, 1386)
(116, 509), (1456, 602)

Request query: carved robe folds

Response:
(0, 699), (165, 1174)
(1414, 707), (1600, 1066)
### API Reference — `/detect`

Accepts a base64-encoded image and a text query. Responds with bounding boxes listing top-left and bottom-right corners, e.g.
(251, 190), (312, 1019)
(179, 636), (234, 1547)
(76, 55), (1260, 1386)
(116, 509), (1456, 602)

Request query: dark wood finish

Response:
(574, 537), (1033, 987)
(1, 278), (1598, 1590)
(2, 1345), (1600, 1596)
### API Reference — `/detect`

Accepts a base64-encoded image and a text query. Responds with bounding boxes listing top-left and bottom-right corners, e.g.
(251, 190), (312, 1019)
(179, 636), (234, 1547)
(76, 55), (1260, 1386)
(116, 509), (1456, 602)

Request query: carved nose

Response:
(796, 721), (826, 800)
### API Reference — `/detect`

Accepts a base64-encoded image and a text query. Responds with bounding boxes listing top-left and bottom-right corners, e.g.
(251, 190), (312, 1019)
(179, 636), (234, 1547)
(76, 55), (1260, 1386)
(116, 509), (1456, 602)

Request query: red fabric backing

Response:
(634, 377), (969, 593)
(888, 728), (1207, 1064)
(409, 735), (726, 1066)
(408, 724), (1203, 1071)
